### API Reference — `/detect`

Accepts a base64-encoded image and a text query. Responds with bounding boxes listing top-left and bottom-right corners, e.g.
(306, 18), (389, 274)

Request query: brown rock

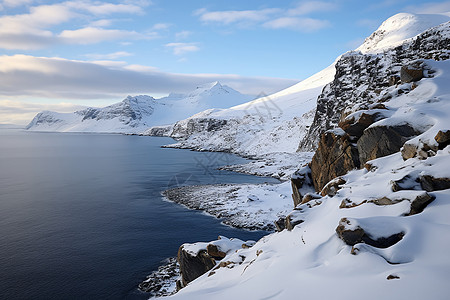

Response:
(339, 111), (387, 139)
(290, 166), (313, 207)
(420, 175), (450, 192)
(300, 193), (322, 204)
(285, 211), (304, 231)
(321, 177), (346, 197)
(274, 216), (286, 232)
(177, 246), (216, 288)
(336, 218), (405, 248)
(206, 244), (227, 260)
(408, 192), (435, 215)
(401, 143), (418, 160)
(310, 130), (360, 192)
(400, 65), (423, 83)
(387, 274), (400, 280)
(391, 174), (420, 192)
(435, 130), (450, 148)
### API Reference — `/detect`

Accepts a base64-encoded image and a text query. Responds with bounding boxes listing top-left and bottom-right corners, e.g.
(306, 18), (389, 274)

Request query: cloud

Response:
(287, 1), (338, 15)
(84, 51), (134, 60)
(404, 1), (450, 14)
(0, 1), (153, 50)
(195, 3), (335, 31)
(152, 23), (171, 30)
(0, 99), (86, 125)
(196, 8), (280, 25)
(264, 17), (330, 32)
(59, 27), (149, 44)
(1, 0), (34, 8)
(0, 54), (298, 99)
(165, 42), (200, 55)
(175, 30), (192, 39)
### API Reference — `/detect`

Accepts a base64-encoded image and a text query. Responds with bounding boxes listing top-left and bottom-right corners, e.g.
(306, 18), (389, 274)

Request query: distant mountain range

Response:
(26, 81), (252, 133)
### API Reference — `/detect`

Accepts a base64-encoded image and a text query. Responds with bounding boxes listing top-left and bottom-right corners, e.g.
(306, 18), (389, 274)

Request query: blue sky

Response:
(1, 0), (450, 124)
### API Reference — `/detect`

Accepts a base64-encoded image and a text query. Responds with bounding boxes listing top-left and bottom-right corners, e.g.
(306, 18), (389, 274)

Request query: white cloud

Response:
(0, 54), (298, 99)
(84, 51), (133, 60)
(165, 42), (200, 55)
(59, 27), (146, 44)
(1, 0), (34, 8)
(264, 17), (330, 32)
(0, 99), (85, 125)
(196, 8), (280, 25)
(195, 3), (333, 32)
(152, 23), (171, 30)
(405, 1), (450, 14)
(175, 30), (192, 40)
(0, 1), (152, 50)
(287, 1), (337, 15)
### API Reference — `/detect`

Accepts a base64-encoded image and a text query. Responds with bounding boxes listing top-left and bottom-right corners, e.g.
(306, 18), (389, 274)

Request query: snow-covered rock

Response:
(26, 82), (251, 133)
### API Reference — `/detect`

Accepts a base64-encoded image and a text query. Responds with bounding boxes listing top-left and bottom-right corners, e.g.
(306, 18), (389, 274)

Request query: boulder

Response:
(435, 130), (450, 149)
(310, 129), (360, 192)
(177, 246), (216, 288)
(290, 166), (313, 207)
(300, 193), (322, 204)
(339, 111), (387, 139)
(401, 142), (438, 160)
(320, 177), (346, 197)
(285, 211), (304, 231)
(206, 244), (227, 260)
(420, 175), (450, 192)
(400, 65), (423, 83)
(357, 124), (420, 166)
(274, 216), (286, 232)
(336, 218), (404, 248)
(408, 192), (435, 215)
(390, 174), (421, 192)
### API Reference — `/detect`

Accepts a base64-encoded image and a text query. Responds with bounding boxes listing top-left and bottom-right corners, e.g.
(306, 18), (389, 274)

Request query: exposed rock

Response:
(400, 65), (423, 83)
(336, 218), (365, 246)
(390, 174), (421, 192)
(336, 218), (404, 248)
(357, 124), (420, 166)
(402, 142), (438, 160)
(206, 244), (227, 260)
(408, 192), (435, 215)
(177, 246), (216, 288)
(420, 175), (450, 192)
(339, 199), (367, 209)
(320, 177), (346, 197)
(138, 257), (179, 297)
(310, 129), (360, 192)
(339, 111), (387, 139)
(274, 217), (286, 232)
(387, 274), (400, 280)
(435, 130), (450, 148)
(300, 193), (322, 204)
(389, 75), (400, 86)
(285, 211), (304, 231)
(291, 166), (313, 207)
(370, 196), (403, 206)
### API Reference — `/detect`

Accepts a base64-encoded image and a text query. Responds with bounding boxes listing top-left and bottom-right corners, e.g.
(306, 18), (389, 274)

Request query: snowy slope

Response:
(357, 12), (450, 54)
(153, 12), (450, 157)
(26, 82), (251, 133)
(164, 51), (450, 300)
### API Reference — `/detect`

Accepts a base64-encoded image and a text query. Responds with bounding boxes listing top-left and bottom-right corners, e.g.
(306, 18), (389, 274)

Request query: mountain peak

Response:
(357, 12), (450, 54)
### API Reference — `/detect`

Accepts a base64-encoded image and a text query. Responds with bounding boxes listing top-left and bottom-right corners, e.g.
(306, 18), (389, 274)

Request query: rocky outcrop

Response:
(420, 175), (450, 192)
(435, 130), (450, 148)
(338, 110), (388, 140)
(320, 177), (346, 197)
(291, 166), (313, 207)
(310, 129), (360, 192)
(177, 246), (216, 289)
(357, 124), (420, 166)
(336, 218), (405, 248)
(299, 21), (450, 151)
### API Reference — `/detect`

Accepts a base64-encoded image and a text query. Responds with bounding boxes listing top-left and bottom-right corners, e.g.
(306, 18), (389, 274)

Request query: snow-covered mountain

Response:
(144, 12), (450, 157)
(26, 82), (251, 133)
(139, 12), (450, 300)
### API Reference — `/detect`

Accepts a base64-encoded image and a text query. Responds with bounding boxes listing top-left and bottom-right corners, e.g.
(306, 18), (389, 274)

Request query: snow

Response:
(26, 82), (252, 133)
(357, 12), (450, 54)
(159, 17), (450, 300)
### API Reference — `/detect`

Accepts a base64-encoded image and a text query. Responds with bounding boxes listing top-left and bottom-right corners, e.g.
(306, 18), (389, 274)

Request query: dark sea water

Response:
(0, 129), (274, 300)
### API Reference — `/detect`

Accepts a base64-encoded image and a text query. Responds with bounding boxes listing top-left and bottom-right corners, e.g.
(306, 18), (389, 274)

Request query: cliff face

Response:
(298, 21), (450, 151)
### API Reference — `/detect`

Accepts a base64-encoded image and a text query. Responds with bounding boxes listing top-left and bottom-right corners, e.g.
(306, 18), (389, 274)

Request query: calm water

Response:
(0, 129), (274, 300)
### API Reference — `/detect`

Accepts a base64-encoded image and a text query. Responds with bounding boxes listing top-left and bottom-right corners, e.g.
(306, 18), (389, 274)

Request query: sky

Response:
(1, 0), (450, 124)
